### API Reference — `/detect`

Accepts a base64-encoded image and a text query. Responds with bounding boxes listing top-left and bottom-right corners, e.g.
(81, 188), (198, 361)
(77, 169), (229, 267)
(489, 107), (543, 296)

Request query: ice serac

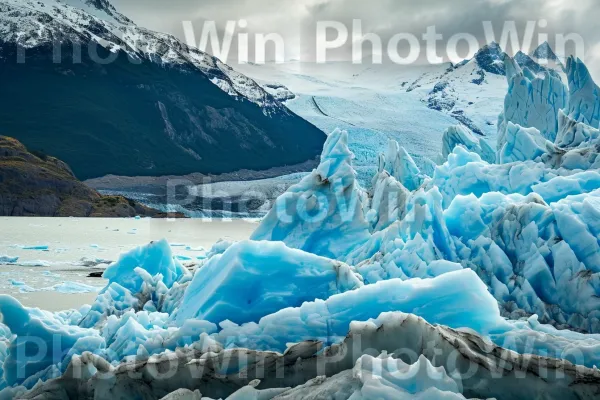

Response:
(383, 141), (426, 191)
(430, 146), (552, 207)
(555, 109), (600, 148)
(445, 190), (600, 333)
(498, 122), (555, 164)
(251, 129), (370, 260)
(498, 55), (567, 145)
(365, 151), (411, 232)
(442, 125), (495, 163)
(566, 56), (600, 129)
(498, 121), (600, 171)
(173, 240), (363, 325)
(348, 187), (460, 284)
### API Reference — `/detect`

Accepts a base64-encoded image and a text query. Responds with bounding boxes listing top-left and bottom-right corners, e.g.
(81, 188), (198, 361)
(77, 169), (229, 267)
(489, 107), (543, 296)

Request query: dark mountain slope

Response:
(0, 0), (325, 180)
(0, 42), (325, 180)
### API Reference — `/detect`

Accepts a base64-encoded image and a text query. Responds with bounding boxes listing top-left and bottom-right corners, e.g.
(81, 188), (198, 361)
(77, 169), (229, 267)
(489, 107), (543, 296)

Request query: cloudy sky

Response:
(111, 0), (600, 75)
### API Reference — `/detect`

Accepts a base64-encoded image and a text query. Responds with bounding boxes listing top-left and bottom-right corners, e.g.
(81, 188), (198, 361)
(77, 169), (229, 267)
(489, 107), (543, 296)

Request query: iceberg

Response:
(102, 239), (189, 294)
(0, 256), (18, 265)
(382, 140), (427, 191)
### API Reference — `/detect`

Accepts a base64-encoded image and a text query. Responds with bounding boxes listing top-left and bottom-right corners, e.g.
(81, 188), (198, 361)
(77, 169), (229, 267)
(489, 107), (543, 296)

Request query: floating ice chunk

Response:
(186, 246), (205, 252)
(16, 260), (52, 268)
(8, 280), (37, 293)
(174, 240), (363, 325)
(51, 282), (102, 294)
(442, 125), (495, 163)
(252, 129), (370, 260)
(19, 245), (49, 251)
(102, 239), (189, 294)
(0, 256), (18, 265)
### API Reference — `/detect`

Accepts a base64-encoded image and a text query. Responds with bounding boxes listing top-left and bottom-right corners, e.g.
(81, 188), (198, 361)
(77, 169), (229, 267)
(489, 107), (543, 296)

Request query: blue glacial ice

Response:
(251, 129), (371, 260)
(102, 239), (189, 294)
(1, 55), (600, 400)
(565, 57), (600, 129)
(499, 55), (567, 144)
(18, 245), (49, 251)
(442, 124), (495, 164)
(173, 240), (363, 326)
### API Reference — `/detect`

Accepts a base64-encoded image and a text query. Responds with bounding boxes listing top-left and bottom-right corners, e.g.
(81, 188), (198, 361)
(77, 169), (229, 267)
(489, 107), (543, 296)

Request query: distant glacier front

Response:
(2, 53), (600, 399)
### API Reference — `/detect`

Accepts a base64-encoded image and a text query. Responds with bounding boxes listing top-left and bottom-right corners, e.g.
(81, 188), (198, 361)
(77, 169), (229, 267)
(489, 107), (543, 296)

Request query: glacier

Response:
(1, 54), (600, 399)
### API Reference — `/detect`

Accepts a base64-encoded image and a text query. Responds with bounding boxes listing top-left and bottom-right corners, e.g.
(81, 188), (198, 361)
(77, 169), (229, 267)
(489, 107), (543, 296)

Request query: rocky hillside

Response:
(0, 135), (179, 217)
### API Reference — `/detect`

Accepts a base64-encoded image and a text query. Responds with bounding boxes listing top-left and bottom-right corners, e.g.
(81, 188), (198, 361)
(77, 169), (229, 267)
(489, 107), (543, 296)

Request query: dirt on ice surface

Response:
(0, 217), (258, 311)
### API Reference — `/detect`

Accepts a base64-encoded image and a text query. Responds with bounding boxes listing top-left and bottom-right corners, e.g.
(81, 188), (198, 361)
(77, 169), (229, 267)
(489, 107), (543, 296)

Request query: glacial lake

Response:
(0, 217), (258, 310)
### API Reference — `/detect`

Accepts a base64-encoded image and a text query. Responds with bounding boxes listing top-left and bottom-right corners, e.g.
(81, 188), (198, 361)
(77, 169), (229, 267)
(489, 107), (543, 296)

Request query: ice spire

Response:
(565, 56), (600, 129)
(251, 129), (370, 260)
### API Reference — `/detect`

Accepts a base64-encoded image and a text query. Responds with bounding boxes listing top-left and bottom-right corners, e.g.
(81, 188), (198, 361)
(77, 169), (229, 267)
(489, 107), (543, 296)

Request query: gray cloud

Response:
(111, 0), (600, 76)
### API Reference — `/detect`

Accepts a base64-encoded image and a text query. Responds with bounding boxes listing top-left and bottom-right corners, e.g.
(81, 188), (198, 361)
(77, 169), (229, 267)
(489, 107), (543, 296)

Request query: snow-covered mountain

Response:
(0, 0), (283, 110)
(0, 0), (326, 179)
(531, 41), (565, 70)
